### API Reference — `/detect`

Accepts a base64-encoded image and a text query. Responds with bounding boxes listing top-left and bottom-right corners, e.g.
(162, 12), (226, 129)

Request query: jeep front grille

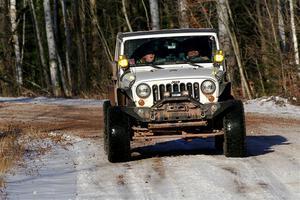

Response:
(152, 82), (200, 102)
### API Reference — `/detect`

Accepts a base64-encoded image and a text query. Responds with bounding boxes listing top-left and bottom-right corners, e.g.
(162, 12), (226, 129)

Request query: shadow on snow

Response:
(131, 135), (289, 160)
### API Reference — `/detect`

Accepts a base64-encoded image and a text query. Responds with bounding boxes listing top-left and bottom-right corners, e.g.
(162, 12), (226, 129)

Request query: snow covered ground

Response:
(1, 96), (300, 200)
(0, 96), (104, 106)
(244, 96), (300, 119)
(5, 134), (79, 200)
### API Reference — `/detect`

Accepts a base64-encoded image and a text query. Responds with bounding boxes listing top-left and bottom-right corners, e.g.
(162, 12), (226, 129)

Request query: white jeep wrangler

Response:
(104, 29), (246, 162)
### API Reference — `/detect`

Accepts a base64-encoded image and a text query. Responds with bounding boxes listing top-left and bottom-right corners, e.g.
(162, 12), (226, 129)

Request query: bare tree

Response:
(57, 49), (71, 96)
(289, 0), (299, 67)
(90, 0), (99, 60)
(53, 0), (60, 44)
(20, 0), (26, 66)
(178, 0), (189, 28)
(277, 0), (286, 51)
(60, 0), (72, 89)
(217, 0), (252, 99)
(29, 0), (50, 88)
(9, 0), (23, 85)
(217, 0), (233, 82)
(72, 0), (87, 92)
(149, 0), (160, 30)
(43, 0), (60, 96)
(264, 0), (286, 93)
(122, 0), (133, 32)
(142, 0), (151, 29)
(255, 1), (268, 74)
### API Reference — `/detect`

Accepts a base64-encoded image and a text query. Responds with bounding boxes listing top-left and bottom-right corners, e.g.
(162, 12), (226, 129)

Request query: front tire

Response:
(107, 107), (131, 162)
(215, 135), (224, 151)
(223, 100), (246, 157)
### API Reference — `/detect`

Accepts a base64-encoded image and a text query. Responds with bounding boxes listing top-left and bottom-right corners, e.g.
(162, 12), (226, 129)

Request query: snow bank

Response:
(244, 96), (300, 119)
(0, 97), (105, 106)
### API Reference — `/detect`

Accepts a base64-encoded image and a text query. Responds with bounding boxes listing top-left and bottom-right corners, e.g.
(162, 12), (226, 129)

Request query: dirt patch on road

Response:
(246, 113), (300, 135)
(1, 102), (299, 137)
(0, 102), (299, 140)
(0, 103), (102, 138)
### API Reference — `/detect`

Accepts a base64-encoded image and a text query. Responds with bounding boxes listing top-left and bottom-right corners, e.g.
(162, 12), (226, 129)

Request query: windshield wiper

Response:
(134, 63), (164, 69)
(149, 63), (164, 69)
(176, 60), (204, 68)
(185, 61), (204, 68)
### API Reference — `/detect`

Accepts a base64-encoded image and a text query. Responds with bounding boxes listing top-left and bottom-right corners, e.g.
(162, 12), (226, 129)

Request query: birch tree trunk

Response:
(142, 0), (150, 29)
(149, 0), (160, 30)
(9, 0), (23, 85)
(29, 0), (50, 89)
(43, 0), (60, 96)
(60, 0), (72, 89)
(289, 0), (299, 67)
(45, 0), (70, 97)
(217, 0), (233, 82)
(121, 0), (133, 32)
(178, 0), (189, 28)
(277, 0), (286, 51)
(20, 0), (26, 66)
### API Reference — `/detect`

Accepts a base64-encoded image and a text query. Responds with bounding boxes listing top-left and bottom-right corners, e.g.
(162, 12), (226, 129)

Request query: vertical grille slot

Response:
(153, 85), (158, 102)
(173, 84), (179, 93)
(180, 83), (186, 91)
(166, 84), (172, 93)
(187, 83), (193, 96)
(159, 84), (165, 100)
(193, 83), (200, 100)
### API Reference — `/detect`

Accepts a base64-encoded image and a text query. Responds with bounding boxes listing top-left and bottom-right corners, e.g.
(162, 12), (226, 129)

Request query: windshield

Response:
(124, 36), (216, 66)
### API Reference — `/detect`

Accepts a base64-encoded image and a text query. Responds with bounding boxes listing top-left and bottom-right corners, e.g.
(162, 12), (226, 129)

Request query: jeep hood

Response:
(132, 67), (216, 83)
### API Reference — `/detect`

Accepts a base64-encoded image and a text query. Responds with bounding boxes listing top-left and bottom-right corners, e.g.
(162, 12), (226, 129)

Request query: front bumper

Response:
(122, 96), (236, 123)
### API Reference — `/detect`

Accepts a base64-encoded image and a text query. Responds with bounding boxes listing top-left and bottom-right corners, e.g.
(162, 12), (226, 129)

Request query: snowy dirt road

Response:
(0, 98), (299, 200)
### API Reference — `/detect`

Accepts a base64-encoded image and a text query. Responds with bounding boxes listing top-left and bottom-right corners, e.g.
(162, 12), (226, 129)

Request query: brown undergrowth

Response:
(0, 124), (66, 195)
(0, 125), (22, 190)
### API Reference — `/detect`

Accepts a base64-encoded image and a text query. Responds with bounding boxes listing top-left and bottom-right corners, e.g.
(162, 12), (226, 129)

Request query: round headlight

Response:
(136, 83), (151, 98)
(120, 72), (135, 88)
(201, 80), (216, 94)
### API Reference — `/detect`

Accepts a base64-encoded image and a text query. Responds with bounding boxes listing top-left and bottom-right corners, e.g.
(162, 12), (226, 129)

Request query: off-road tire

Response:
(223, 100), (246, 157)
(107, 106), (131, 162)
(103, 100), (111, 153)
(215, 135), (224, 151)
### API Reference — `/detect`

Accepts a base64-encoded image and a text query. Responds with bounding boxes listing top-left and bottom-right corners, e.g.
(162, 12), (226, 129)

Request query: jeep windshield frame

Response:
(122, 35), (217, 67)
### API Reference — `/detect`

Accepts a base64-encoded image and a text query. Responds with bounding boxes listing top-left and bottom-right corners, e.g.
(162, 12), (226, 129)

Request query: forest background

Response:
(0, 0), (299, 103)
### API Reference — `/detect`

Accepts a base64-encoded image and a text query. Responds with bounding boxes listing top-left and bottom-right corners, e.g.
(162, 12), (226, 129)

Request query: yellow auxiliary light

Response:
(118, 55), (129, 69)
(214, 50), (224, 63)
